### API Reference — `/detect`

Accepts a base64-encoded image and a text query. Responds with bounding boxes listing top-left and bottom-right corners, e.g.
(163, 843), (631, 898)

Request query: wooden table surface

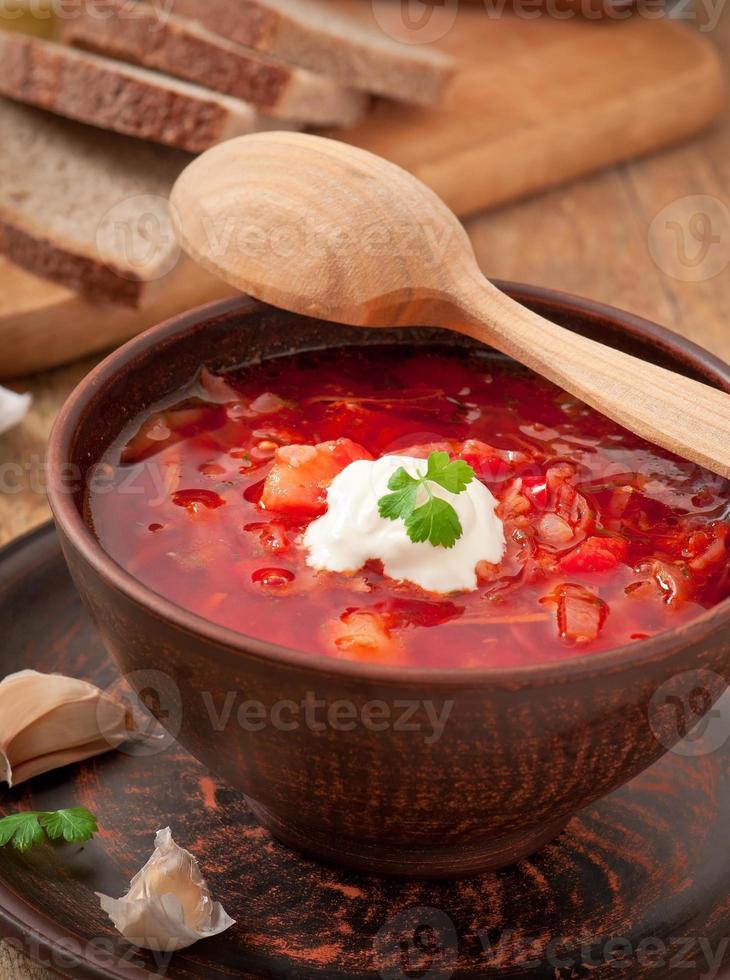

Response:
(2, 12), (730, 980)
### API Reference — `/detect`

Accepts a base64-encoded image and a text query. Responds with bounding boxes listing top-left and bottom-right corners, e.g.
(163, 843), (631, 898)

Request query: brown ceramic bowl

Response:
(47, 284), (730, 879)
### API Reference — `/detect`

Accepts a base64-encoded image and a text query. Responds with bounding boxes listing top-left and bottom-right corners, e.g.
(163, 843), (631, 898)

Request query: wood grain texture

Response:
(0, 525), (727, 979)
(0, 946), (49, 980)
(334, 1), (726, 216)
(0, 258), (234, 380)
(0, 4), (725, 379)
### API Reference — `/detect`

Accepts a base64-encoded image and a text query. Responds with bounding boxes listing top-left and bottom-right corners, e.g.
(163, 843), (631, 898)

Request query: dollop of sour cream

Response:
(303, 455), (505, 594)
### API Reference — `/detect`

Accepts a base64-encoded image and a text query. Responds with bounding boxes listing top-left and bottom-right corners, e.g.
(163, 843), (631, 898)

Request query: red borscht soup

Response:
(88, 345), (730, 668)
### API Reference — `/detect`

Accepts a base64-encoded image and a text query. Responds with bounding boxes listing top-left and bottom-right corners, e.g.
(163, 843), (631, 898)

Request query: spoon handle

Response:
(449, 275), (730, 478)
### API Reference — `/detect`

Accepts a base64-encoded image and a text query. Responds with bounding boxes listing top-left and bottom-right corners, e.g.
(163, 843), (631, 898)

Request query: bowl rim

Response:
(48, 282), (730, 686)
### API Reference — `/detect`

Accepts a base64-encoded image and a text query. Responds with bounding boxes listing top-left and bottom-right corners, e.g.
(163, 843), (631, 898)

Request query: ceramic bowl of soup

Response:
(47, 284), (730, 878)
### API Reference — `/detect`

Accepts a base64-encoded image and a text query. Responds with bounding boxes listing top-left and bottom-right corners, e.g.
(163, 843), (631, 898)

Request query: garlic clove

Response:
(0, 385), (31, 436)
(98, 828), (235, 951)
(0, 670), (130, 788)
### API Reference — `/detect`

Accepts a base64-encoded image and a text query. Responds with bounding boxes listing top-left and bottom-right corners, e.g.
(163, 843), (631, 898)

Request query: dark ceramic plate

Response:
(0, 524), (728, 979)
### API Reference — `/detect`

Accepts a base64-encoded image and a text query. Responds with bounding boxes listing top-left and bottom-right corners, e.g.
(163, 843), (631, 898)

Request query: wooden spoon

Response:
(171, 132), (730, 478)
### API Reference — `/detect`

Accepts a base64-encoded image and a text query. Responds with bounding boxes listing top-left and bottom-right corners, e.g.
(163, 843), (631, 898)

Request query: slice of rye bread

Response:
(165, 0), (455, 105)
(62, 0), (367, 127)
(0, 34), (278, 153)
(0, 99), (189, 307)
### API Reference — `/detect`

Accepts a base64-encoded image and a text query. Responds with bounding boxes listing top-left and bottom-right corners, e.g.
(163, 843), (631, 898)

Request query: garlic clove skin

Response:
(98, 828), (235, 951)
(0, 385), (31, 436)
(0, 670), (130, 788)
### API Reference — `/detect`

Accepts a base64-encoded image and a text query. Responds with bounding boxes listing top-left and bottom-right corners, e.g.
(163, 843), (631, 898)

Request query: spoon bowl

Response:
(171, 132), (730, 477)
(171, 131), (473, 327)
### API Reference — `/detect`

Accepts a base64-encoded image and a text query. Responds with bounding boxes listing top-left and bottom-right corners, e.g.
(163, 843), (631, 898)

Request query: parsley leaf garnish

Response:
(0, 814), (44, 853)
(0, 808), (98, 853)
(426, 451), (474, 494)
(406, 496), (463, 548)
(377, 470), (418, 522)
(377, 451), (475, 549)
(41, 808), (98, 844)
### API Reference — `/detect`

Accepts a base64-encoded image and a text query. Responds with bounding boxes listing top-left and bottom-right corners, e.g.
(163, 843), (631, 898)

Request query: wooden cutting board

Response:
(338, 5), (726, 216)
(0, 6), (725, 379)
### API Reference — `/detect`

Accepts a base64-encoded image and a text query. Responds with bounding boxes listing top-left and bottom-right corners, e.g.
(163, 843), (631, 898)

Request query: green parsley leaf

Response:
(406, 497), (463, 549)
(0, 814), (27, 847)
(13, 817), (45, 853)
(40, 808), (99, 844)
(0, 808), (98, 853)
(386, 467), (419, 492)
(425, 452), (475, 494)
(378, 465), (420, 522)
(376, 451), (475, 549)
(0, 813), (44, 853)
(378, 483), (418, 522)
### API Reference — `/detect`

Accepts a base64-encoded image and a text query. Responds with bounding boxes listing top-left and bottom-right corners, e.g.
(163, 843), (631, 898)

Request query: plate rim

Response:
(0, 523), (157, 980)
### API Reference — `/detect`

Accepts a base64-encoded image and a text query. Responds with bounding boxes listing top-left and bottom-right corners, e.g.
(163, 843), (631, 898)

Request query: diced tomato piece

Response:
(325, 610), (403, 663)
(260, 438), (372, 517)
(559, 535), (628, 573)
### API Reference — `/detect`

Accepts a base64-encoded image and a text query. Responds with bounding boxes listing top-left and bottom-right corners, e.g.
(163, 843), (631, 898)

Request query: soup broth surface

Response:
(88, 345), (730, 668)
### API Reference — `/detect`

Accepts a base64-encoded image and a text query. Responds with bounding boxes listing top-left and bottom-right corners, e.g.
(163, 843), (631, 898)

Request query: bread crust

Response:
(168, 0), (455, 104)
(63, 0), (366, 126)
(0, 216), (145, 307)
(0, 34), (258, 153)
(0, 101), (186, 307)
